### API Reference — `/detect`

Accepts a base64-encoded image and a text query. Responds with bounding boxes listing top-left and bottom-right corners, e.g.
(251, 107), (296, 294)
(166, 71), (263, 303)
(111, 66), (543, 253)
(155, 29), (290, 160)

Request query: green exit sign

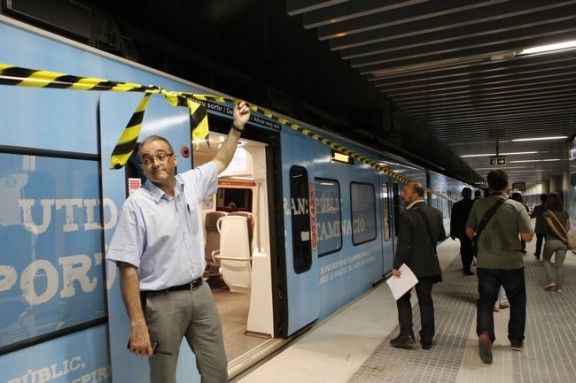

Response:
(489, 156), (507, 166)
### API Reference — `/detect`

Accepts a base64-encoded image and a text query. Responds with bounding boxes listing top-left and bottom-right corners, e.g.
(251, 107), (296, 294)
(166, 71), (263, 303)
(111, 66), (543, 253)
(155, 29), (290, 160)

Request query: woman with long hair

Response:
(542, 193), (570, 294)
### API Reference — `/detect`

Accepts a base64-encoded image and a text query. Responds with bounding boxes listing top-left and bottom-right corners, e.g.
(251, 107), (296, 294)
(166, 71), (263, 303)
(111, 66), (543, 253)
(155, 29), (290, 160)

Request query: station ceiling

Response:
(9, 0), (576, 190)
(287, 0), (576, 190)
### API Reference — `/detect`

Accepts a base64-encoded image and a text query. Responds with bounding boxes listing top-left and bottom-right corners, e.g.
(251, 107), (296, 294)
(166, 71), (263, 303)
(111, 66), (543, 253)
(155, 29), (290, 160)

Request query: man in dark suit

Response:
(529, 193), (548, 260)
(390, 181), (446, 350)
(450, 187), (475, 275)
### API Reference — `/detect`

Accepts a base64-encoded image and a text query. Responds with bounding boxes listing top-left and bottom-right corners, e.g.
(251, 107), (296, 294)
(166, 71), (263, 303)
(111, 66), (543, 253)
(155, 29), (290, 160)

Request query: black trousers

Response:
(397, 277), (435, 343)
(476, 267), (526, 344)
(458, 236), (474, 272)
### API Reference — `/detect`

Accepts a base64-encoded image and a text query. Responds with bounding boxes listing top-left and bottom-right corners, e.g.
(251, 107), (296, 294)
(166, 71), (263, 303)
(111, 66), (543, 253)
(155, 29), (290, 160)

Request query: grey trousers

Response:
(144, 283), (228, 383)
(542, 238), (567, 289)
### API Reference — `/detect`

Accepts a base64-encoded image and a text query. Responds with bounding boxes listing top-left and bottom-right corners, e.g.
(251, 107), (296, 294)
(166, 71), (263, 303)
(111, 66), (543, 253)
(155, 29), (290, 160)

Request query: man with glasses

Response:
(107, 101), (250, 383)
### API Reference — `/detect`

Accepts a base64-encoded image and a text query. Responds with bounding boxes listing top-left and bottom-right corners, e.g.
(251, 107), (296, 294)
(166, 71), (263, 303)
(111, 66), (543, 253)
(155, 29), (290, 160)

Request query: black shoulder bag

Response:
(472, 199), (505, 256)
(414, 208), (438, 255)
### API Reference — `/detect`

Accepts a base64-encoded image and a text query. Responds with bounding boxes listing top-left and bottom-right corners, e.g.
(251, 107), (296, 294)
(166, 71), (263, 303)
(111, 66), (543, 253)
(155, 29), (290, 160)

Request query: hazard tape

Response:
(0, 62), (455, 201)
(0, 63), (208, 169)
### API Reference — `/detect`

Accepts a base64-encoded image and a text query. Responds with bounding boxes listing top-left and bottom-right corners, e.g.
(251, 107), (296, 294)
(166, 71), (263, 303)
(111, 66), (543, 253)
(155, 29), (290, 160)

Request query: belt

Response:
(141, 277), (203, 297)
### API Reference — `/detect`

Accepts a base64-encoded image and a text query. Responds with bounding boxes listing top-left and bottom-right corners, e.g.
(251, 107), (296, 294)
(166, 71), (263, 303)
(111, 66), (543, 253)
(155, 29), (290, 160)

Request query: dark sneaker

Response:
(391, 335), (416, 350)
(390, 333), (414, 346)
(479, 333), (492, 364)
(421, 342), (432, 350)
(463, 271), (474, 276)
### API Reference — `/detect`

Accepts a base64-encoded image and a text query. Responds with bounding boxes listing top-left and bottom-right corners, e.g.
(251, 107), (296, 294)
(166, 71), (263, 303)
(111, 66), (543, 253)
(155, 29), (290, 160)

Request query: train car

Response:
(0, 15), (472, 383)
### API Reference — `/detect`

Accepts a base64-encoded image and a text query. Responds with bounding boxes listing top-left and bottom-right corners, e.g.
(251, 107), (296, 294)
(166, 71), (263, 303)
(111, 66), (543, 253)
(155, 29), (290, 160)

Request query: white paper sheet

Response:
(386, 263), (419, 301)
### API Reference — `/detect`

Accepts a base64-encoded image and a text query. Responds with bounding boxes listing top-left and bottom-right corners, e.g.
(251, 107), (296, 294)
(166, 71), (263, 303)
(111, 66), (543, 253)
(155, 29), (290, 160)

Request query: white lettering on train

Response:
(18, 198), (118, 234)
(290, 198), (309, 215)
(6, 356), (99, 383)
(0, 253), (103, 305)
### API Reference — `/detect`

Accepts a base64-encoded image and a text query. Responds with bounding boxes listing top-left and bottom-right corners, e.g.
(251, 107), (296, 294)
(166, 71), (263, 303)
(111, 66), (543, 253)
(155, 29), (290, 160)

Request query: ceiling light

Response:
(509, 159), (561, 163)
(511, 136), (567, 142)
(461, 151), (538, 158)
(519, 40), (576, 56)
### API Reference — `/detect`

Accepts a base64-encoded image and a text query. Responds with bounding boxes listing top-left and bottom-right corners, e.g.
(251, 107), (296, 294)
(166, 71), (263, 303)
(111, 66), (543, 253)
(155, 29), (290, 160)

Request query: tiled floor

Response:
(232, 240), (576, 383)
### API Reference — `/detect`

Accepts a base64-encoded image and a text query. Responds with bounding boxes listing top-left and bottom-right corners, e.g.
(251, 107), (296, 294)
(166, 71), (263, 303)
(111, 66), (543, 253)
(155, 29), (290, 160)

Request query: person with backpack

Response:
(465, 170), (533, 364)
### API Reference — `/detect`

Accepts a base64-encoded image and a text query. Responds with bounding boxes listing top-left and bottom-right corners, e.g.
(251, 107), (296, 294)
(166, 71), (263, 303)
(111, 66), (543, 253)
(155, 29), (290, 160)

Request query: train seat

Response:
(228, 211), (255, 249)
(214, 215), (252, 293)
(203, 211), (228, 278)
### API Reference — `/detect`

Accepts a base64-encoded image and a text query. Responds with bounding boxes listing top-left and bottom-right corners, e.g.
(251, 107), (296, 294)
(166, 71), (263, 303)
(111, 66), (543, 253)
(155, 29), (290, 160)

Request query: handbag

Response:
(546, 210), (576, 250)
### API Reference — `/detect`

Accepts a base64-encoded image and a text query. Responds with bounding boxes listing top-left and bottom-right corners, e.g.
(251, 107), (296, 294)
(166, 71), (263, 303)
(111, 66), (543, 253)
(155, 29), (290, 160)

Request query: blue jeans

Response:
(476, 267), (526, 344)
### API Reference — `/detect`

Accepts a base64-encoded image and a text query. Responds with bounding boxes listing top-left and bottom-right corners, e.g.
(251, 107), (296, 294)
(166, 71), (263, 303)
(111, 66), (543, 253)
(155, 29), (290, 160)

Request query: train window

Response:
(0, 153), (106, 353)
(289, 166), (312, 274)
(314, 178), (342, 256)
(350, 182), (377, 245)
(216, 187), (253, 212)
(381, 183), (391, 242)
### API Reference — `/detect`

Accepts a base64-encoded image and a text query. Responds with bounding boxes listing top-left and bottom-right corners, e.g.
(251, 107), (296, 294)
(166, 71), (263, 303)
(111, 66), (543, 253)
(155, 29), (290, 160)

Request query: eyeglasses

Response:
(140, 151), (174, 167)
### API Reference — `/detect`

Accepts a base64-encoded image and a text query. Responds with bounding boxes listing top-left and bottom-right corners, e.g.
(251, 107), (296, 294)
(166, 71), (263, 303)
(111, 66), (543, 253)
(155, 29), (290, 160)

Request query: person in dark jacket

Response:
(530, 194), (548, 260)
(390, 181), (446, 351)
(450, 187), (475, 275)
(511, 192), (530, 254)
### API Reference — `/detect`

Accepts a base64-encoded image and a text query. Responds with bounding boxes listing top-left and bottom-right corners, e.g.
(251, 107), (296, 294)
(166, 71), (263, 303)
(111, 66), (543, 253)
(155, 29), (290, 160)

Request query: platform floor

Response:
(232, 239), (576, 383)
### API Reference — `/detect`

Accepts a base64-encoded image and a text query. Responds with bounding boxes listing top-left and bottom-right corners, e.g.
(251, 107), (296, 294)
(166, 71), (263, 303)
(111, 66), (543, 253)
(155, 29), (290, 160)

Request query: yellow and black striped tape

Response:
(0, 63), (209, 169)
(0, 62), (455, 201)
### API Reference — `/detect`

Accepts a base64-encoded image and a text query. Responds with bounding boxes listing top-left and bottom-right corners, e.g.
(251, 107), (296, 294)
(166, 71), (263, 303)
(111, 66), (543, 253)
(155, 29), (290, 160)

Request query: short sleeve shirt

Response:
(466, 195), (532, 269)
(106, 162), (218, 290)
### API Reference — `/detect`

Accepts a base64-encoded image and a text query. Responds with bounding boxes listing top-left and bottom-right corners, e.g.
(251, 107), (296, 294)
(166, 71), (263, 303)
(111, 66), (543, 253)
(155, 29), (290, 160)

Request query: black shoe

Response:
(479, 333), (492, 364)
(463, 270), (474, 275)
(390, 335), (416, 350)
(390, 333), (414, 345)
(421, 342), (432, 350)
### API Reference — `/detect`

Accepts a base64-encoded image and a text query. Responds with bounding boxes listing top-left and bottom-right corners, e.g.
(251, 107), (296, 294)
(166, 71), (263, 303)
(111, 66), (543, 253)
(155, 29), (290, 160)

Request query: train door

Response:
(194, 129), (277, 373)
(380, 177), (394, 273)
(284, 161), (319, 335)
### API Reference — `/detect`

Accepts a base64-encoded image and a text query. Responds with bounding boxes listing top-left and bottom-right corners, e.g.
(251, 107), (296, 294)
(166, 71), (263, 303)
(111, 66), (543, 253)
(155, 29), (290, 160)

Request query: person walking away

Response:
(542, 193), (570, 294)
(530, 194), (548, 261)
(106, 101), (251, 383)
(511, 192), (530, 254)
(390, 181), (446, 351)
(450, 187), (475, 275)
(465, 170), (533, 365)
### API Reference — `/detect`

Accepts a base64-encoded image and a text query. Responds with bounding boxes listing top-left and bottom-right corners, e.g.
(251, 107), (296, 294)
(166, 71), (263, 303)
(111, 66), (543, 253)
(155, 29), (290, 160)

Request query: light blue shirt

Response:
(107, 162), (217, 290)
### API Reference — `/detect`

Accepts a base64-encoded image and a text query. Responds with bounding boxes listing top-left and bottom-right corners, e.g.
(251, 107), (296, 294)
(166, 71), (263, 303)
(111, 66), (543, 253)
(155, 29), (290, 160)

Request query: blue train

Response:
(0, 15), (472, 382)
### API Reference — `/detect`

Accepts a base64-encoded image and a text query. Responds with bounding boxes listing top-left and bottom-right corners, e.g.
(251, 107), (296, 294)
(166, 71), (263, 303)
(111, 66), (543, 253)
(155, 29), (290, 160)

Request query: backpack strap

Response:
(546, 209), (568, 236)
(474, 198), (505, 245)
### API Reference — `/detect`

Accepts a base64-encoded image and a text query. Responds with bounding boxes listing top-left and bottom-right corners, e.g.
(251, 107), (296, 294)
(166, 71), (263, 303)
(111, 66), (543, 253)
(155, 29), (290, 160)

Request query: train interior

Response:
(193, 131), (278, 369)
